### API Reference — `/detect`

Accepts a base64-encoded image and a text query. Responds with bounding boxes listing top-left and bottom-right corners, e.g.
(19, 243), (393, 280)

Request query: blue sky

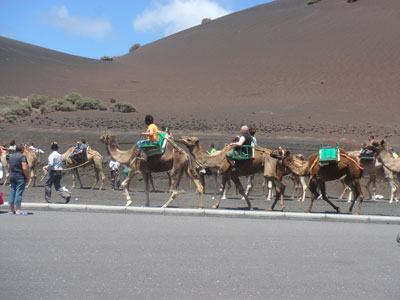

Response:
(0, 0), (273, 59)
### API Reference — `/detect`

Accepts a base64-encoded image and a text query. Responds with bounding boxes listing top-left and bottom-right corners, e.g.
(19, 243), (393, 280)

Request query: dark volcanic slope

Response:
(1, 0), (399, 125)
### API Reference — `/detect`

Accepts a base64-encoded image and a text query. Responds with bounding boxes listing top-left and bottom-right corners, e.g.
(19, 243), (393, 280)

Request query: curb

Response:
(2, 202), (400, 224)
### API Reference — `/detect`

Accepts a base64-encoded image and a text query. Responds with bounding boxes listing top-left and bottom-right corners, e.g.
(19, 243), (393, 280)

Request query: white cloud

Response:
(133, 0), (230, 36)
(42, 5), (112, 39)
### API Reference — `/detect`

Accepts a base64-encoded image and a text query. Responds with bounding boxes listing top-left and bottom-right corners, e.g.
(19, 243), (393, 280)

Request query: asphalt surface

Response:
(1, 211), (399, 300)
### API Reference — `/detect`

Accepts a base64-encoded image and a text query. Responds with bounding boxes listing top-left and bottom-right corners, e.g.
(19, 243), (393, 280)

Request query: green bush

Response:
(28, 94), (50, 108)
(64, 92), (82, 104)
(2, 102), (32, 120)
(307, 0), (320, 5)
(101, 56), (113, 61)
(75, 97), (106, 110)
(129, 43), (141, 53)
(47, 98), (77, 112)
(201, 18), (212, 24)
(111, 101), (136, 113)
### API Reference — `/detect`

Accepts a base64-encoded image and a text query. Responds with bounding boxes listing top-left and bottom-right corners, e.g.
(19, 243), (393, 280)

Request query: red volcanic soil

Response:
(0, 0), (400, 144)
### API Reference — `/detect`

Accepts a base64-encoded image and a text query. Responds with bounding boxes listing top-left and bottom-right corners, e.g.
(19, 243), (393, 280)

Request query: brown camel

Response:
(104, 134), (204, 208)
(1, 149), (9, 185)
(98, 133), (173, 192)
(272, 149), (364, 214)
(178, 136), (285, 211)
(61, 147), (105, 190)
(339, 150), (398, 203)
(366, 140), (400, 173)
(23, 147), (38, 188)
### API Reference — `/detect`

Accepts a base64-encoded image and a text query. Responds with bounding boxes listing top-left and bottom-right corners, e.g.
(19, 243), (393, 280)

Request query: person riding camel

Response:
(69, 139), (87, 164)
(226, 125), (252, 167)
(137, 115), (159, 160)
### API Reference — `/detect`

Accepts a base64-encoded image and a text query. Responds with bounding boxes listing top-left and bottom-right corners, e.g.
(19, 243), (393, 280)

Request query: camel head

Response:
(177, 136), (200, 148)
(364, 139), (386, 153)
(270, 148), (290, 160)
(98, 133), (116, 145)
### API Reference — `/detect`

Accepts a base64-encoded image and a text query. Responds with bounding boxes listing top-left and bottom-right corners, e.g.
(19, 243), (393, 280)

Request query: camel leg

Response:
(262, 178), (267, 195)
(149, 173), (156, 192)
(185, 166), (204, 208)
(348, 178), (364, 215)
(221, 174), (231, 200)
(200, 174), (206, 194)
(231, 174), (252, 210)
(144, 173), (150, 207)
(121, 168), (139, 206)
(388, 177), (396, 203)
(266, 181), (273, 201)
(319, 181), (340, 213)
(91, 167), (99, 190)
(365, 175), (375, 200)
(73, 169), (84, 189)
(212, 172), (218, 199)
(213, 174), (228, 208)
(162, 165), (187, 208)
(306, 179), (318, 213)
(243, 175), (254, 199)
(267, 178), (286, 211)
(299, 176), (307, 202)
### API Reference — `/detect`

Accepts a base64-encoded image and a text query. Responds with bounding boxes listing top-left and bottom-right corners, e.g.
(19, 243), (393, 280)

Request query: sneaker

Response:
(65, 197), (71, 204)
(199, 168), (207, 174)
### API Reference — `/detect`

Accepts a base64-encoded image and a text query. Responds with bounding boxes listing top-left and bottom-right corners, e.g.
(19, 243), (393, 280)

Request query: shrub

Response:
(111, 101), (136, 113)
(64, 92), (82, 104)
(201, 18), (212, 24)
(307, 0), (320, 5)
(129, 43), (141, 53)
(75, 97), (106, 110)
(28, 94), (50, 108)
(47, 98), (77, 112)
(2, 102), (32, 120)
(110, 97), (117, 104)
(101, 56), (113, 61)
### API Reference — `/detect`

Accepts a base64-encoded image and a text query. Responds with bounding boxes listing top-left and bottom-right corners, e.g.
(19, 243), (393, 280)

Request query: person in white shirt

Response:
(45, 142), (71, 203)
(109, 159), (121, 190)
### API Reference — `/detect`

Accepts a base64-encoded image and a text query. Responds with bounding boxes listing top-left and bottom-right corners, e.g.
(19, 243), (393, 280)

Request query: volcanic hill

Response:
(0, 0), (399, 131)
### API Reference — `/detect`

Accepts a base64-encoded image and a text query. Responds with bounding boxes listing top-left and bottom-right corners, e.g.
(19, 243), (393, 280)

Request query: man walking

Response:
(45, 142), (71, 203)
(109, 159), (121, 190)
(8, 144), (29, 215)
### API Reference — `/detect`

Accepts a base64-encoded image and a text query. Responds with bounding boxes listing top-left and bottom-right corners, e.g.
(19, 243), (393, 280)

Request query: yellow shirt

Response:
(147, 124), (159, 141)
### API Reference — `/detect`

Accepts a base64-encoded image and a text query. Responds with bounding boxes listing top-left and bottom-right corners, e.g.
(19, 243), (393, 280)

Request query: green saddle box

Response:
(139, 131), (168, 157)
(232, 139), (255, 160)
(319, 142), (340, 164)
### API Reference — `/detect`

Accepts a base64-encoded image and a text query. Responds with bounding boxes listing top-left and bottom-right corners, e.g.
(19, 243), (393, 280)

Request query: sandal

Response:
(15, 211), (28, 216)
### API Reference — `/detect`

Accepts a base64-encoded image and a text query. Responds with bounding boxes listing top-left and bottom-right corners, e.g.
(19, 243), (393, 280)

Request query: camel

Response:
(339, 151), (399, 203)
(98, 133), (173, 192)
(178, 136), (285, 211)
(1, 149), (9, 185)
(23, 147), (38, 188)
(103, 134), (204, 208)
(365, 140), (400, 173)
(364, 140), (400, 202)
(272, 149), (364, 214)
(61, 147), (105, 190)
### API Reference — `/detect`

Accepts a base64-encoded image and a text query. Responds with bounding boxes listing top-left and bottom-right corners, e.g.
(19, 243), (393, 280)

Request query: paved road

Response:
(1, 211), (399, 300)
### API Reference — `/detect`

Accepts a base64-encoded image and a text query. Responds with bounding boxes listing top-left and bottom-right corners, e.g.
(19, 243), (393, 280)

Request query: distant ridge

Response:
(1, 0), (399, 125)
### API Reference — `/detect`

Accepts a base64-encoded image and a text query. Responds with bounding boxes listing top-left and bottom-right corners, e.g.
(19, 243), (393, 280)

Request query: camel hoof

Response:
(249, 207), (254, 211)
(211, 205), (218, 209)
(279, 206), (285, 212)
(304, 210), (311, 213)
(265, 208), (273, 211)
(354, 211), (360, 215)
(126, 200), (133, 207)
